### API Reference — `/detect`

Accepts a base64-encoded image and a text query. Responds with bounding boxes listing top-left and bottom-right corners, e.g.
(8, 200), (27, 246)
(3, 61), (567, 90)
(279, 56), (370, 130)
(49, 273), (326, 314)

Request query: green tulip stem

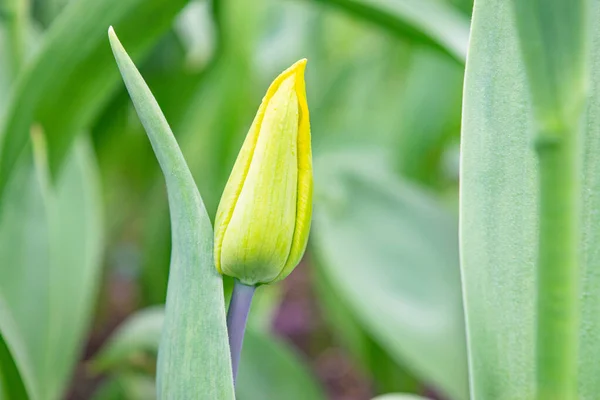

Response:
(535, 128), (579, 399)
(226, 280), (256, 384)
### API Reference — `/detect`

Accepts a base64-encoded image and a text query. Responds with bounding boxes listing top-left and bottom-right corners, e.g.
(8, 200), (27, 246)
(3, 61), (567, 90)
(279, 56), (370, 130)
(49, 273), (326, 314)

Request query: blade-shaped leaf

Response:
(371, 395), (430, 400)
(0, 0), (188, 198)
(108, 28), (235, 399)
(0, 293), (35, 400)
(0, 132), (103, 400)
(92, 307), (164, 373)
(308, 0), (470, 63)
(311, 151), (468, 400)
(460, 0), (600, 398)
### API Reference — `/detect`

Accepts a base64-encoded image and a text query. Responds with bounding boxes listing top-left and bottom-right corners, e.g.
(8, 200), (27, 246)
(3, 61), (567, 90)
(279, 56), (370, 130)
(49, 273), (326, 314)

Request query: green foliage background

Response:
(0, 0), (481, 398)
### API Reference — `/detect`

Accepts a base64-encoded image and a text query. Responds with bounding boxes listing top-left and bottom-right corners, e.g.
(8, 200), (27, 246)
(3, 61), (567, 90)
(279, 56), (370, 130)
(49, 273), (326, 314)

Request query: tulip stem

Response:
(226, 280), (256, 384)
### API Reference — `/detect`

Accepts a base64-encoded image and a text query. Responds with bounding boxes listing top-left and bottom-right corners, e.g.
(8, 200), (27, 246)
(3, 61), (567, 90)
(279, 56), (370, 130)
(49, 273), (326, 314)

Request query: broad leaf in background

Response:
(0, 133), (103, 400)
(313, 261), (420, 395)
(237, 331), (327, 400)
(371, 395), (430, 400)
(312, 151), (467, 400)
(0, 0), (189, 197)
(0, 294), (35, 399)
(92, 307), (327, 400)
(108, 28), (234, 399)
(395, 49), (462, 185)
(91, 373), (156, 400)
(308, 0), (470, 63)
(460, 0), (600, 398)
(92, 307), (164, 374)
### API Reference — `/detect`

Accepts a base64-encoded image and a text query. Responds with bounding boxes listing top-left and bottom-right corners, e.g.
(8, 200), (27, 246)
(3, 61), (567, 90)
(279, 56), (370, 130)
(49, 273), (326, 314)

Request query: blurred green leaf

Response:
(91, 373), (156, 400)
(309, 0), (469, 63)
(371, 395), (430, 400)
(92, 307), (163, 374)
(313, 259), (420, 394)
(0, 294), (35, 399)
(0, 132), (103, 400)
(93, 306), (326, 400)
(395, 49), (462, 185)
(460, 0), (600, 398)
(237, 330), (327, 400)
(108, 28), (234, 399)
(311, 151), (467, 400)
(0, 0), (189, 199)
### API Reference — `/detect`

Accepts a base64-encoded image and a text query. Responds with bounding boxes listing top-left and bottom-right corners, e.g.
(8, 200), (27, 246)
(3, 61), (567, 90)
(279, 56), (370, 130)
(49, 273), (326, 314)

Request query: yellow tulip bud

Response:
(214, 59), (312, 286)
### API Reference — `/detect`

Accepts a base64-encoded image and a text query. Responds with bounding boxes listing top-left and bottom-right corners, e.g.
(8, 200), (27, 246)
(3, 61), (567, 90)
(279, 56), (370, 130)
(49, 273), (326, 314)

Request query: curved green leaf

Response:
(92, 307), (164, 374)
(311, 151), (468, 400)
(0, 132), (103, 400)
(308, 0), (469, 63)
(0, 293), (35, 400)
(0, 0), (188, 198)
(108, 28), (235, 399)
(371, 395), (430, 400)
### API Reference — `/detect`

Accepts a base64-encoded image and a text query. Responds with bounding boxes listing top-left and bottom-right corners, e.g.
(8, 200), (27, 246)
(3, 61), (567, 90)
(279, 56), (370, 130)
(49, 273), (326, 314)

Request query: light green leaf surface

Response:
(0, 133), (103, 400)
(460, 0), (600, 398)
(108, 28), (235, 399)
(309, 0), (470, 63)
(0, 0), (188, 197)
(311, 151), (468, 400)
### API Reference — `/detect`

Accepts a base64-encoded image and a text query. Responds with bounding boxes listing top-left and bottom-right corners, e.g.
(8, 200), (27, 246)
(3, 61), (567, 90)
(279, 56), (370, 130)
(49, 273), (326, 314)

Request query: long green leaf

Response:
(0, 0), (188, 198)
(460, 0), (599, 398)
(0, 293), (35, 400)
(108, 28), (235, 399)
(371, 395), (430, 400)
(0, 132), (102, 400)
(311, 151), (468, 400)
(308, 0), (470, 63)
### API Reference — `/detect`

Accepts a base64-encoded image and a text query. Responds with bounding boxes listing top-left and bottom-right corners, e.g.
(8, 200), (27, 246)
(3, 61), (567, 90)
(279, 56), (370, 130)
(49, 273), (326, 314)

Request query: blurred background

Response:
(0, 0), (473, 399)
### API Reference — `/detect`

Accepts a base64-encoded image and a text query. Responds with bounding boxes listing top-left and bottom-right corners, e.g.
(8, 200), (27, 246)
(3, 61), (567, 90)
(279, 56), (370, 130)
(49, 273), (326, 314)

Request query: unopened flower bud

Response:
(214, 59), (312, 285)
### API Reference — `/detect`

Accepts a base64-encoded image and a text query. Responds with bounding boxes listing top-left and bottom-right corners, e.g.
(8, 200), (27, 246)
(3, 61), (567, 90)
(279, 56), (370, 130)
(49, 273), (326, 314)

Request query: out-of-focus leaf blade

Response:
(313, 259), (419, 394)
(0, 132), (103, 400)
(371, 395), (430, 400)
(93, 306), (325, 400)
(108, 28), (235, 399)
(312, 151), (468, 400)
(91, 373), (156, 400)
(237, 330), (327, 400)
(0, 293), (35, 400)
(309, 0), (469, 63)
(0, 0), (188, 198)
(92, 307), (163, 374)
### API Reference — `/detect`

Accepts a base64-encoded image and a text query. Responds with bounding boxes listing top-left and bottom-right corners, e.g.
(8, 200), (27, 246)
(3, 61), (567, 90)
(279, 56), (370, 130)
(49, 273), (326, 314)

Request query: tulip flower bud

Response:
(214, 59), (312, 286)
